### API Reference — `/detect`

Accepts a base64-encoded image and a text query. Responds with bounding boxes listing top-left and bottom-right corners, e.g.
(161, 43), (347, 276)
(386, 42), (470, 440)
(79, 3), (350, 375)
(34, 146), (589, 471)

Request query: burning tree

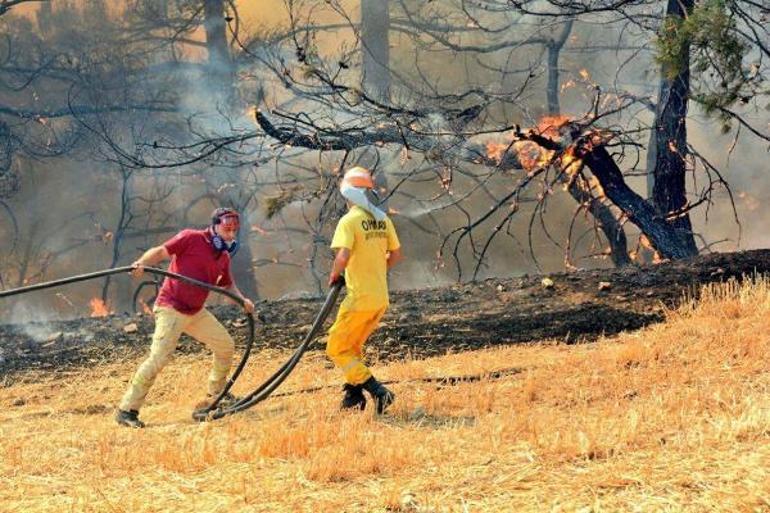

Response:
(239, 0), (768, 275)
(1, 0), (769, 315)
(86, 0), (768, 286)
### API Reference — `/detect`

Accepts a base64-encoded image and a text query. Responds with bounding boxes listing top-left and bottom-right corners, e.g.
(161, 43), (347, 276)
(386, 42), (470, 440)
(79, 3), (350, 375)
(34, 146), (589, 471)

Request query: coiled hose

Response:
(193, 279), (342, 421)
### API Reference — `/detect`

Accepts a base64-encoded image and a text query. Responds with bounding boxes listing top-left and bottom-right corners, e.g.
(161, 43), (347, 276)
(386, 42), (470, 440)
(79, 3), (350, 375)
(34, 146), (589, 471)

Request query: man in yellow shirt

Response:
(327, 166), (402, 413)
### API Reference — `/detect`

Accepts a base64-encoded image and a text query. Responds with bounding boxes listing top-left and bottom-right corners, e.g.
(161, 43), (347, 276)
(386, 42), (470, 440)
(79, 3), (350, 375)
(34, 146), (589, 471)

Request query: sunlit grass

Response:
(2, 278), (770, 511)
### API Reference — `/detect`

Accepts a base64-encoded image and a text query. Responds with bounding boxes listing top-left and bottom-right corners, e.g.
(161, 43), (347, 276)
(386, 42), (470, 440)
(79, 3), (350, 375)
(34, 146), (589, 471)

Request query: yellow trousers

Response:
(326, 305), (386, 385)
(119, 305), (234, 411)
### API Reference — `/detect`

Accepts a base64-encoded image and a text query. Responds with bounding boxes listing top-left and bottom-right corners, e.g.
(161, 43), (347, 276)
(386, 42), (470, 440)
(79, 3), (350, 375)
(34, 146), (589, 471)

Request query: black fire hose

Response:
(0, 267), (345, 421)
(0, 266), (255, 415)
(193, 279), (344, 421)
(131, 278), (160, 313)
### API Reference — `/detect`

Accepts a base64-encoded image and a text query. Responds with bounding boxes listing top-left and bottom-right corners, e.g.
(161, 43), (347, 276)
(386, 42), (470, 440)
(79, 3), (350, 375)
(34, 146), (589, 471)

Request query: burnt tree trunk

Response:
(650, 0), (698, 257)
(545, 20), (572, 116)
(579, 144), (698, 260)
(545, 19), (630, 267)
(229, 213), (259, 300)
(565, 177), (631, 266)
(361, 0), (390, 101)
(203, 0), (235, 104)
(203, 0), (259, 299)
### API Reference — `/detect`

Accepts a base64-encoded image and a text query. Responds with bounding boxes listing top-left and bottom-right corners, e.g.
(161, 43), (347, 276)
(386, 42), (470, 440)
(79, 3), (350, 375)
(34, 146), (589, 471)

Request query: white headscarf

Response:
(340, 184), (387, 221)
(340, 166), (387, 221)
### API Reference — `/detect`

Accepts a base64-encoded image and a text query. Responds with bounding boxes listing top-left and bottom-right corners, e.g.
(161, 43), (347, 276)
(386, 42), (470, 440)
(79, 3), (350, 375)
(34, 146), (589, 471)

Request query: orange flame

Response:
(512, 140), (548, 172)
(516, 115), (572, 173)
(536, 115), (571, 136)
(89, 298), (111, 317)
(485, 141), (510, 162)
(484, 116), (576, 173)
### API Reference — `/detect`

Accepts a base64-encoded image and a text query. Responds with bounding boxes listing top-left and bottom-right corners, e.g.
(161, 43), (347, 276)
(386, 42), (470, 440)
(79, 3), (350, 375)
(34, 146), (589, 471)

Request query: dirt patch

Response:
(1, 249), (768, 382)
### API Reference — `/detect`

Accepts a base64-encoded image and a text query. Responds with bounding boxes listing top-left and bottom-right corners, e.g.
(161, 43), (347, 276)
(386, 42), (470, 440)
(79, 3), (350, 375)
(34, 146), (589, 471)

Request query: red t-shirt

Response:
(155, 229), (233, 315)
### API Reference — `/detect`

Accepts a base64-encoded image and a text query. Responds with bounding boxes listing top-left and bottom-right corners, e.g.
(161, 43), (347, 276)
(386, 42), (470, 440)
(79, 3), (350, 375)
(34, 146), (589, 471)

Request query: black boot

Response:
(362, 376), (395, 414)
(341, 383), (367, 411)
(115, 409), (145, 428)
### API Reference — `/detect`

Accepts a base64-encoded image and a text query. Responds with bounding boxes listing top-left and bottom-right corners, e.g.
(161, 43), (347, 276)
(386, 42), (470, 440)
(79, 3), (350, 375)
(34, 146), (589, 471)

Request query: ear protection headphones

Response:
(211, 234), (239, 255)
(210, 208), (240, 255)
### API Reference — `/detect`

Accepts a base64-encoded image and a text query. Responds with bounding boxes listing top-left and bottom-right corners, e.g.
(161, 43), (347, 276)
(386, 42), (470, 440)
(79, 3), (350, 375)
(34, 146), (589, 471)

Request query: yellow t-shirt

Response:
(331, 206), (401, 311)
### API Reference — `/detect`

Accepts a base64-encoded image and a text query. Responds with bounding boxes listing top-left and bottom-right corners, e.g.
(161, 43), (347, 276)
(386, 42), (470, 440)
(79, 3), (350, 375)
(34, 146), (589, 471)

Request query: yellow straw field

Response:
(2, 279), (770, 512)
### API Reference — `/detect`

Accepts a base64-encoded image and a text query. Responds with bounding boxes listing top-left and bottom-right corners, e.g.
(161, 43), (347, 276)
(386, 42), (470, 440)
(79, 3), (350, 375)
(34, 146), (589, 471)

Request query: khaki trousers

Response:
(119, 305), (234, 411)
(326, 305), (387, 385)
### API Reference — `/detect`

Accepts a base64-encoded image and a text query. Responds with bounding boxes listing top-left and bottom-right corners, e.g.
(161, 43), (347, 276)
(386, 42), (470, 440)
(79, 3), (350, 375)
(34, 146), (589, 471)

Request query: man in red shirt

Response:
(116, 208), (255, 428)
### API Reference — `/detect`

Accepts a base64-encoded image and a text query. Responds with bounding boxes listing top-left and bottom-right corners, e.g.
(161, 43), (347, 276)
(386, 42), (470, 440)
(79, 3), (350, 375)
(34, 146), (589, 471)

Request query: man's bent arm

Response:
(328, 247), (351, 286)
(131, 246), (171, 277)
(226, 282), (255, 313)
(387, 247), (403, 269)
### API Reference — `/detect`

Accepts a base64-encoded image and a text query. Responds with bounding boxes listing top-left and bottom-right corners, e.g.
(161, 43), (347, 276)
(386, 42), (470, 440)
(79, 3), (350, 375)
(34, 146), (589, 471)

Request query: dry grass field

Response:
(2, 278), (770, 512)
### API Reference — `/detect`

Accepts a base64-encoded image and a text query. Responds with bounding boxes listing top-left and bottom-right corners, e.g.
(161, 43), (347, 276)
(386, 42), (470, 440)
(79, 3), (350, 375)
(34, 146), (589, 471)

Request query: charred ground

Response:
(1, 249), (768, 383)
